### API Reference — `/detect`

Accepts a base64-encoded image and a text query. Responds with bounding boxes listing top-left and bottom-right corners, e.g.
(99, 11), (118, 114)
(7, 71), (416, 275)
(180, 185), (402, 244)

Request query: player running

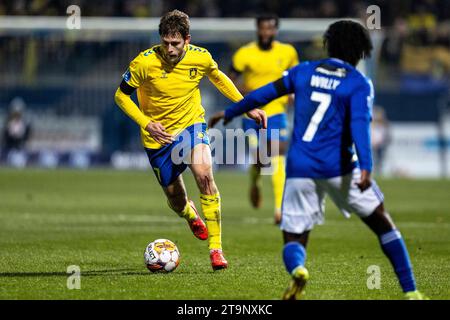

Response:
(229, 15), (298, 224)
(114, 10), (265, 271)
(210, 20), (427, 298)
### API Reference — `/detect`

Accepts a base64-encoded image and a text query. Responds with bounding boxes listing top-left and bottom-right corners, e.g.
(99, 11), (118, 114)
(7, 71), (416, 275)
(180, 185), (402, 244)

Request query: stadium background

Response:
(0, 0), (449, 177)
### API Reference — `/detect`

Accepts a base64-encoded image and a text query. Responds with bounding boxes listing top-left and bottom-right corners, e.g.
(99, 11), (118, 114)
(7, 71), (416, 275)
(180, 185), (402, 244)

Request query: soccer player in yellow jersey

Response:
(229, 14), (299, 224)
(114, 10), (266, 271)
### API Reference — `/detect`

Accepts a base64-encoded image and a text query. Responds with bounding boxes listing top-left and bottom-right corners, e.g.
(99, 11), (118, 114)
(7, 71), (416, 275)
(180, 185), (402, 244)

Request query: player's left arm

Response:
(350, 80), (374, 191)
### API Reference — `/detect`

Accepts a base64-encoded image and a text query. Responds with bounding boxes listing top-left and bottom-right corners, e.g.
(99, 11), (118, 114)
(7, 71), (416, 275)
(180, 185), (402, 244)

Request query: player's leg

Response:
(270, 139), (287, 224)
(244, 118), (262, 209)
(280, 177), (325, 299)
(326, 168), (426, 299)
(144, 138), (208, 241)
(282, 230), (310, 300)
(267, 113), (289, 225)
(250, 138), (287, 224)
(361, 203), (426, 299)
(163, 175), (208, 241)
(189, 142), (228, 270)
(283, 230), (310, 247)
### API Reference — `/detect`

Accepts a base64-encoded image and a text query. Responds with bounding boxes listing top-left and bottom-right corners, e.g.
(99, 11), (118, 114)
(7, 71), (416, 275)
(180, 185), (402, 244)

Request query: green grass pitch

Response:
(0, 168), (449, 300)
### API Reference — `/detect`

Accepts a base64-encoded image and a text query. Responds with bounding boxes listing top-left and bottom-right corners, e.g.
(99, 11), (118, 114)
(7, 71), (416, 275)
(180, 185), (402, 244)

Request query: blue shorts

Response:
(145, 123), (209, 187)
(242, 113), (288, 142)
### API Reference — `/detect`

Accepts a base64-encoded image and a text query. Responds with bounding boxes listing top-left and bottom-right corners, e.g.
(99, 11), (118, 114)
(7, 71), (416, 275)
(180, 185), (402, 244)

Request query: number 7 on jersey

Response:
(302, 91), (332, 142)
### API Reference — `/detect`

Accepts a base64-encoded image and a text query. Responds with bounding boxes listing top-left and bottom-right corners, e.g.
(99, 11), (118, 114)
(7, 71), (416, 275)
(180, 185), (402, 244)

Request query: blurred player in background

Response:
(114, 10), (266, 270)
(229, 14), (299, 224)
(211, 20), (426, 299)
(2, 97), (31, 167)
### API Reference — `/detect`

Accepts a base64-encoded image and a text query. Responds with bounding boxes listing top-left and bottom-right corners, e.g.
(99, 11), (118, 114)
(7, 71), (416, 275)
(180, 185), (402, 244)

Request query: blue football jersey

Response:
(224, 57), (374, 179)
(281, 58), (374, 178)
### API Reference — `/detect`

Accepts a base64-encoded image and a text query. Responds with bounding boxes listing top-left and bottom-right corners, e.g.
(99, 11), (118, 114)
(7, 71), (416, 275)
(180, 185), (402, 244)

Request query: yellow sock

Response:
(271, 155), (286, 212)
(200, 193), (221, 250)
(168, 200), (197, 221)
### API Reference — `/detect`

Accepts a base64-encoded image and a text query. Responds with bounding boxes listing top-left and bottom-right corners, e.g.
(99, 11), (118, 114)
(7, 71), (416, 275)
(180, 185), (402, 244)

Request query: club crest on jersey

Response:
(189, 68), (198, 79)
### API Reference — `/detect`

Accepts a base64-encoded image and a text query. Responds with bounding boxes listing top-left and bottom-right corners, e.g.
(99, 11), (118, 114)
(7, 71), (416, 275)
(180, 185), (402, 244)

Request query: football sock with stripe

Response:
(200, 193), (222, 250)
(379, 229), (417, 292)
(283, 242), (306, 274)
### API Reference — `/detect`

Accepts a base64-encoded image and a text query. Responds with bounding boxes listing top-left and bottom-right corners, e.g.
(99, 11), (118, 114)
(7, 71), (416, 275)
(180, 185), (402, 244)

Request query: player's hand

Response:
(145, 121), (174, 145)
(356, 169), (372, 192)
(208, 111), (225, 128)
(246, 109), (267, 129)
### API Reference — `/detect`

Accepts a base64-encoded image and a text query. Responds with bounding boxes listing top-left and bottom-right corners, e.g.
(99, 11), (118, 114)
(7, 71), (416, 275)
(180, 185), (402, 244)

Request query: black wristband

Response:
(119, 80), (136, 95)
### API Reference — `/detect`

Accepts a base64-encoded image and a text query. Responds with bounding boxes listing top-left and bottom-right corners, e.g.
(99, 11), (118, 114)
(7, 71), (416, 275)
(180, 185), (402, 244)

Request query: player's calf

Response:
(362, 205), (422, 296)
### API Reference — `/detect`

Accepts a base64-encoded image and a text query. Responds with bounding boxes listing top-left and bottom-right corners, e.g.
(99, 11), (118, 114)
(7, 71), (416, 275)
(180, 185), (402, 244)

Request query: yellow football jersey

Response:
(124, 44), (218, 149)
(232, 41), (299, 116)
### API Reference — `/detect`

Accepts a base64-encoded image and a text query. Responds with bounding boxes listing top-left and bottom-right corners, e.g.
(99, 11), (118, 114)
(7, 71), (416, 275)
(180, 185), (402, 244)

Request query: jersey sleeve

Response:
(205, 51), (220, 77)
(231, 47), (247, 73)
(350, 79), (374, 172)
(205, 50), (243, 102)
(122, 53), (149, 89)
(280, 63), (303, 93)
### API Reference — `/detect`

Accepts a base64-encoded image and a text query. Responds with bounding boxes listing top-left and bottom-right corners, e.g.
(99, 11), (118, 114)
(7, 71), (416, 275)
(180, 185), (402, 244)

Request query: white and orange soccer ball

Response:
(144, 239), (180, 272)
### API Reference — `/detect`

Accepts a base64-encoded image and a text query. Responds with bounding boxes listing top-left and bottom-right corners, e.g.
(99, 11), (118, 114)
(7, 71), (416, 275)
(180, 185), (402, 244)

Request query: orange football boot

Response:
(210, 249), (228, 271)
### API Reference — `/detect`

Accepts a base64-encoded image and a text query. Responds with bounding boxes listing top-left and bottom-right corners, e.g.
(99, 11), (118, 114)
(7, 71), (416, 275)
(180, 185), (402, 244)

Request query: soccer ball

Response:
(144, 239), (180, 273)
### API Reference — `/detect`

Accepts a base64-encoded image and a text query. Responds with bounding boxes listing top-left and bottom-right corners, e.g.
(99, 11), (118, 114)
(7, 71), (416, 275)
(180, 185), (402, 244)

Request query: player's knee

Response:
(364, 203), (397, 235)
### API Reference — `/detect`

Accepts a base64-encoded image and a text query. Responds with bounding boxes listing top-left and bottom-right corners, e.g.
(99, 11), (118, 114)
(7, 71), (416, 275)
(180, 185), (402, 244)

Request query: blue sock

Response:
(379, 229), (416, 292)
(283, 242), (306, 274)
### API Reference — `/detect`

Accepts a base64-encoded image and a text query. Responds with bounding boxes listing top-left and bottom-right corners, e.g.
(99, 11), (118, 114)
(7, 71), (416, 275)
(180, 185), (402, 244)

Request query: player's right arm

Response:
(114, 55), (173, 145)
